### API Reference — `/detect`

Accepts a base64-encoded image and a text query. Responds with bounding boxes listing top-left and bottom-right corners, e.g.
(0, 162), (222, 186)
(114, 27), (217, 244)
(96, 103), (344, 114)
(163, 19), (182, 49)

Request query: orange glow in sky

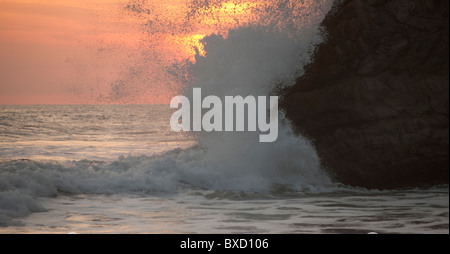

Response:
(0, 0), (320, 104)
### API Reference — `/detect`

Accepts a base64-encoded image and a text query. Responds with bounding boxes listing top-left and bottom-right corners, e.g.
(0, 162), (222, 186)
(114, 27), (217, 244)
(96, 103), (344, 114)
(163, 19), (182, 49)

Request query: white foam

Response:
(177, 2), (336, 191)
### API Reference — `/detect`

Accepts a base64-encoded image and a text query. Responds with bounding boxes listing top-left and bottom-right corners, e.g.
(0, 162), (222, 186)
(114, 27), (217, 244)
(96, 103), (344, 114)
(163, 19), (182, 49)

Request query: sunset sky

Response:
(0, 0), (320, 104)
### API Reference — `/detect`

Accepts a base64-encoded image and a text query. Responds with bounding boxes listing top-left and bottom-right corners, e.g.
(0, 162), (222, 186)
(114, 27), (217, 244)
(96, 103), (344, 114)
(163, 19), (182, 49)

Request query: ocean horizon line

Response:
(0, 103), (171, 106)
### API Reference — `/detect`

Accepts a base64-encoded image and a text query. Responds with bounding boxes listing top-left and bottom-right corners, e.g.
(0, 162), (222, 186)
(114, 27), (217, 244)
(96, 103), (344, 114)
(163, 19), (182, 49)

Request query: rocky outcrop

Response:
(281, 0), (449, 189)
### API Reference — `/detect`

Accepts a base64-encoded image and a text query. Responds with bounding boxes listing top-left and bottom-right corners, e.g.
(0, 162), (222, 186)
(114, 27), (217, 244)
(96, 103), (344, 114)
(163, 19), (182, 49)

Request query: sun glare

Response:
(150, 0), (265, 63)
(168, 34), (207, 62)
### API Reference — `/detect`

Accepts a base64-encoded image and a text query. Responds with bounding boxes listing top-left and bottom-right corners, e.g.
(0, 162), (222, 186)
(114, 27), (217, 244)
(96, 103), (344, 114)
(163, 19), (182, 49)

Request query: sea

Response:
(0, 104), (448, 234)
(0, 0), (448, 234)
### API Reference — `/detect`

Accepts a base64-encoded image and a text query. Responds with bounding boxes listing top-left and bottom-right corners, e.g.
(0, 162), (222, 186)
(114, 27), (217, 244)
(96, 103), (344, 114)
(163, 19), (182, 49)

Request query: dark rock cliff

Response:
(281, 0), (449, 189)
